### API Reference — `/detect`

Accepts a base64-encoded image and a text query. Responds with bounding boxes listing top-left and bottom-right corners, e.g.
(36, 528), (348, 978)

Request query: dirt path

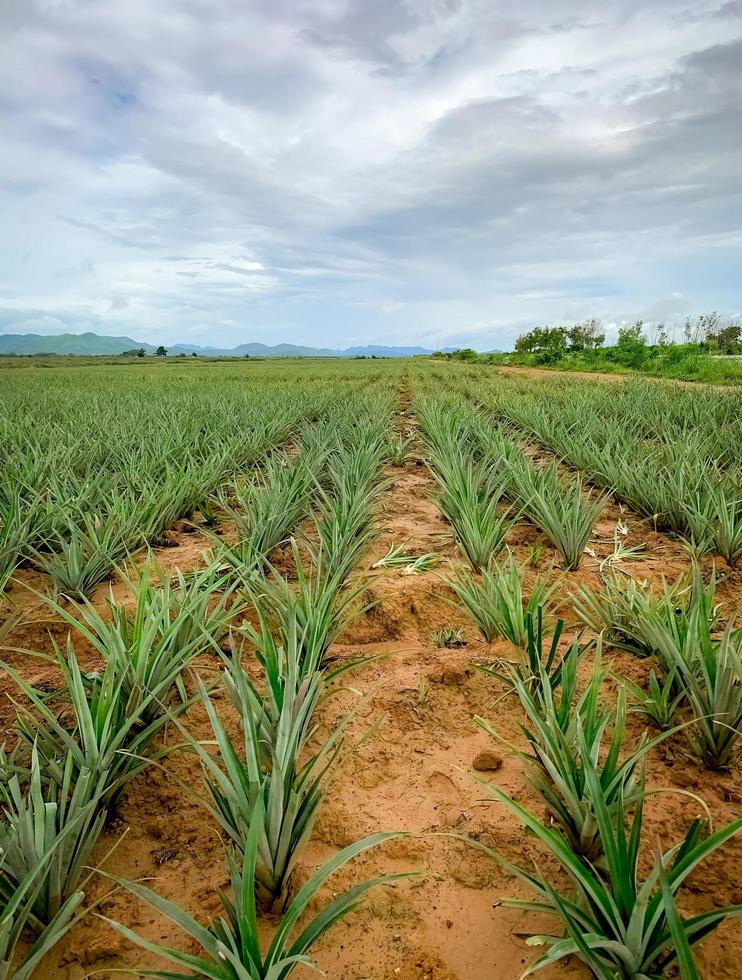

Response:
(295, 383), (585, 979)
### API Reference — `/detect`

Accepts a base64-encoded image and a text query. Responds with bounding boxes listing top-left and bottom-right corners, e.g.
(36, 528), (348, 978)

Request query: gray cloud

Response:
(0, 0), (740, 351)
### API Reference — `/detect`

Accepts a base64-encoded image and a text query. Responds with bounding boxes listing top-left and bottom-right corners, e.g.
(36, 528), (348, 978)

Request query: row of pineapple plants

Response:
(0, 361), (404, 597)
(429, 536), (742, 972)
(0, 389), (407, 976)
(412, 378), (742, 976)
(467, 583), (742, 977)
(467, 371), (742, 565)
(415, 387), (605, 571)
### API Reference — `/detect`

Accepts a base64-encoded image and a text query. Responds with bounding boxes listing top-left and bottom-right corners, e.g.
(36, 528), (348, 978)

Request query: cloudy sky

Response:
(1, 0), (741, 350)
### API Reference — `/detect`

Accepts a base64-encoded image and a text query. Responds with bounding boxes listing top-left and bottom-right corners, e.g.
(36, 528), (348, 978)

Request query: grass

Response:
(489, 345), (742, 384)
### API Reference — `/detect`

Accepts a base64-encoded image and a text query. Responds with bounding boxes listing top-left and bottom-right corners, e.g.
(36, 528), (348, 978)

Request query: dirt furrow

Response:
(299, 387), (583, 979)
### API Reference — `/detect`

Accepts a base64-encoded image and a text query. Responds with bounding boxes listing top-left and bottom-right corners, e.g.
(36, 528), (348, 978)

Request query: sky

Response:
(1, 0), (741, 351)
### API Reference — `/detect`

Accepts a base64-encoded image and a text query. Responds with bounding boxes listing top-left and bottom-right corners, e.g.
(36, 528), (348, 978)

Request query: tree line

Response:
(512, 314), (740, 364)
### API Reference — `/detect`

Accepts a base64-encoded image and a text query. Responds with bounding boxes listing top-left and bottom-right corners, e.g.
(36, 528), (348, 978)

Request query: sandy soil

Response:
(1, 380), (740, 979)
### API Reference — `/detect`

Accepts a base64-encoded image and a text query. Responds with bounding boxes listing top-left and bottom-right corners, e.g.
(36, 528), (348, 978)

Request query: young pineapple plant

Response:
(469, 759), (742, 978)
(448, 550), (560, 647)
(0, 746), (106, 931)
(0, 485), (36, 595)
(212, 450), (321, 581)
(669, 619), (742, 770)
(183, 639), (342, 909)
(41, 565), (232, 726)
(430, 455), (516, 570)
(313, 486), (379, 579)
(480, 645), (675, 865)
(572, 566), (716, 669)
(31, 513), (128, 598)
(418, 403), (517, 572)
(628, 567), (719, 676)
(478, 610), (577, 699)
(621, 667), (686, 730)
(683, 481), (742, 567)
(572, 571), (674, 657)
(103, 818), (410, 980)
(704, 484), (742, 567)
(312, 422), (390, 579)
(0, 820), (84, 980)
(386, 434), (413, 465)
(245, 543), (367, 678)
(512, 466), (607, 571)
(5, 641), (185, 811)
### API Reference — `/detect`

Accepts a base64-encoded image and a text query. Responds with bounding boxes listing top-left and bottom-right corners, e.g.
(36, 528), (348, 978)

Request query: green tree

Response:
(514, 326), (568, 363)
(706, 320), (741, 354)
(452, 348), (478, 361)
(155, 345), (168, 357)
(616, 321), (647, 367)
(567, 319), (605, 351)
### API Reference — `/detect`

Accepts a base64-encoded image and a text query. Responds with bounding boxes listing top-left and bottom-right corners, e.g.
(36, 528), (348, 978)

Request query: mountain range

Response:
(0, 332), (460, 358)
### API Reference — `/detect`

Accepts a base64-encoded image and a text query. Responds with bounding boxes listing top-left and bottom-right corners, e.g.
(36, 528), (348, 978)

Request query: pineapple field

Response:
(0, 358), (740, 979)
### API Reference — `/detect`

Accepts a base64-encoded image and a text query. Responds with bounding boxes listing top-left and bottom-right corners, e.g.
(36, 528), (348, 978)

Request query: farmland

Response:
(0, 358), (740, 979)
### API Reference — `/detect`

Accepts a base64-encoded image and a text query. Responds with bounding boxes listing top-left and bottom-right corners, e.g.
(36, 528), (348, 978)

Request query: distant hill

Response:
(0, 332), (156, 356)
(0, 332), (461, 358)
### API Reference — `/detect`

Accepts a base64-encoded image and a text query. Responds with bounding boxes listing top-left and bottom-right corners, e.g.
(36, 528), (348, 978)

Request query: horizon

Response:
(0, 316), (739, 356)
(1, 2), (741, 350)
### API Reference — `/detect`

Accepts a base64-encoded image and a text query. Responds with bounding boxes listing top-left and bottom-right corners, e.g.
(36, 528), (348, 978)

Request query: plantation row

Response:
(0, 361), (397, 595)
(411, 368), (742, 976)
(0, 377), (413, 977)
(466, 372), (742, 564)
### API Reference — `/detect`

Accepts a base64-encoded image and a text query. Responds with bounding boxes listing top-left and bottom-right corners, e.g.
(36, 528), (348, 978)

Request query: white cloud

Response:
(0, 0), (740, 350)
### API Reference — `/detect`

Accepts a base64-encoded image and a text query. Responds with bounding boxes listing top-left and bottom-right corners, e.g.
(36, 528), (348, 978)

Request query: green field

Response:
(0, 359), (740, 978)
